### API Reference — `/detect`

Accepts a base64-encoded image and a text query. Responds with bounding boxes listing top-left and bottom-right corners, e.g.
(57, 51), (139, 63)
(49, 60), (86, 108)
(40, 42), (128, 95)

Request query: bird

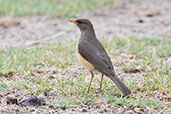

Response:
(68, 19), (131, 96)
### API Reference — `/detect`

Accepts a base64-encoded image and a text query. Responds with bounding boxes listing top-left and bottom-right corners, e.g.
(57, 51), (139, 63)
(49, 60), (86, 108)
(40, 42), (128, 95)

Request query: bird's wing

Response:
(78, 39), (114, 76)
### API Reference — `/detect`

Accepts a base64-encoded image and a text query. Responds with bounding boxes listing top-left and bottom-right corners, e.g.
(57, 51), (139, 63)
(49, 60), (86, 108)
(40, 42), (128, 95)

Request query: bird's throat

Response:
(80, 29), (96, 40)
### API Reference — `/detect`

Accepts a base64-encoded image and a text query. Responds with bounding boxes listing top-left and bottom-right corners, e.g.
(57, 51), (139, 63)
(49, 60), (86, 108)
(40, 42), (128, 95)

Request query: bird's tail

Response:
(109, 75), (131, 96)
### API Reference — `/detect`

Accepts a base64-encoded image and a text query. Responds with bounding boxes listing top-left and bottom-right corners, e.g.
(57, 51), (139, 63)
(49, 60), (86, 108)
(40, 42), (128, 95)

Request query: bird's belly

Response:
(76, 51), (94, 71)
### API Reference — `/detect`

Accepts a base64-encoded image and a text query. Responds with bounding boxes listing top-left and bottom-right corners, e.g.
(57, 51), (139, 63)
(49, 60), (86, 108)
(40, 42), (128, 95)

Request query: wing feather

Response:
(78, 39), (114, 76)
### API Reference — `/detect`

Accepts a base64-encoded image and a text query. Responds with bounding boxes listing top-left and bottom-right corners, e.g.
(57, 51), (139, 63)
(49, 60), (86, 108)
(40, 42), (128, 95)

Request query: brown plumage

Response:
(68, 19), (131, 96)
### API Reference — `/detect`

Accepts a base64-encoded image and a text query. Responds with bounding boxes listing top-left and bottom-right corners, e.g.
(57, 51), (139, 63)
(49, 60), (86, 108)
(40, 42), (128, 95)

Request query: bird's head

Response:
(68, 19), (94, 32)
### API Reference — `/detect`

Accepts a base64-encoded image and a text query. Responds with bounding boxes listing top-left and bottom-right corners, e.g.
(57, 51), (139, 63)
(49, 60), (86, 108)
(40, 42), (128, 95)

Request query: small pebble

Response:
(6, 96), (18, 104)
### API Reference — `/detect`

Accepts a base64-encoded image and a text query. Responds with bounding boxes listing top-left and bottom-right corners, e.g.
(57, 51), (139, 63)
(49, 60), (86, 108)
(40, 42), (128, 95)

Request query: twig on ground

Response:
(26, 32), (65, 46)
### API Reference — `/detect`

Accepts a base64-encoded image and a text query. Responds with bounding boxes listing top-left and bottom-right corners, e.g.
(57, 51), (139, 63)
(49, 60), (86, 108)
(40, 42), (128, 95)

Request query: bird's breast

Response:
(76, 45), (94, 71)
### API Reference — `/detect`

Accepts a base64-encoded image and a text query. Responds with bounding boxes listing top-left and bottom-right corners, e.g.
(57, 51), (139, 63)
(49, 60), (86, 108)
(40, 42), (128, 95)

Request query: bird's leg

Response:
(99, 74), (104, 90)
(87, 71), (94, 93)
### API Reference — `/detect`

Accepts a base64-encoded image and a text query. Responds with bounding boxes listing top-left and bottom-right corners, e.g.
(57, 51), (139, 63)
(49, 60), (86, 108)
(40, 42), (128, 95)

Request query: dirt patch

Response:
(0, 0), (171, 48)
(0, 64), (170, 114)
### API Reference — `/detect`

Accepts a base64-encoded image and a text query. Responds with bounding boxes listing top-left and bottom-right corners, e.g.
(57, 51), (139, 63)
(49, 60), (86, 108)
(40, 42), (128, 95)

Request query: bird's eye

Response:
(76, 20), (81, 24)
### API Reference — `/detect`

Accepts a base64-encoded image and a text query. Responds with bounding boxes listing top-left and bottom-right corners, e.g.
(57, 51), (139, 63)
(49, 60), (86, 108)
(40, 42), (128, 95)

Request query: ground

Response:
(0, 0), (171, 114)
(0, 0), (171, 48)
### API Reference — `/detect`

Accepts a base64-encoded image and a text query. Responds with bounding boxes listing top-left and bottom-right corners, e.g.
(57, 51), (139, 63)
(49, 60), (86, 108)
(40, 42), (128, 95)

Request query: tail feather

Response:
(109, 75), (131, 96)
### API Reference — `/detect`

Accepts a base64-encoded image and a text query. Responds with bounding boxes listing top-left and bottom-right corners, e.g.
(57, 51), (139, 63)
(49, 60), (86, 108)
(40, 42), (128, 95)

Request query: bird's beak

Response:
(68, 19), (77, 24)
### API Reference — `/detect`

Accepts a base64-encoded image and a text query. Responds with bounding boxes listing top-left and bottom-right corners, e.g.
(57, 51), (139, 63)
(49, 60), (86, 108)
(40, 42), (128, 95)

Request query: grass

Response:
(0, 40), (76, 74)
(0, 37), (171, 110)
(0, 0), (114, 17)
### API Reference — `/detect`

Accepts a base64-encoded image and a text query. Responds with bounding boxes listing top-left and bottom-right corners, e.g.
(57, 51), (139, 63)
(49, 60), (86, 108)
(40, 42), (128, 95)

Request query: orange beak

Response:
(68, 19), (77, 24)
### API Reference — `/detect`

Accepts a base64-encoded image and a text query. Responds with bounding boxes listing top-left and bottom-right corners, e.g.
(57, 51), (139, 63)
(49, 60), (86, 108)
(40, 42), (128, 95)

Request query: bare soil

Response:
(0, 65), (170, 114)
(0, 0), (171, 48)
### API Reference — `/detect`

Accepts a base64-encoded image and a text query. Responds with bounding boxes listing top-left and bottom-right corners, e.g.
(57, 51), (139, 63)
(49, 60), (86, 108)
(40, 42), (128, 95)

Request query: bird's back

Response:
(78, 37), (115, 76)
